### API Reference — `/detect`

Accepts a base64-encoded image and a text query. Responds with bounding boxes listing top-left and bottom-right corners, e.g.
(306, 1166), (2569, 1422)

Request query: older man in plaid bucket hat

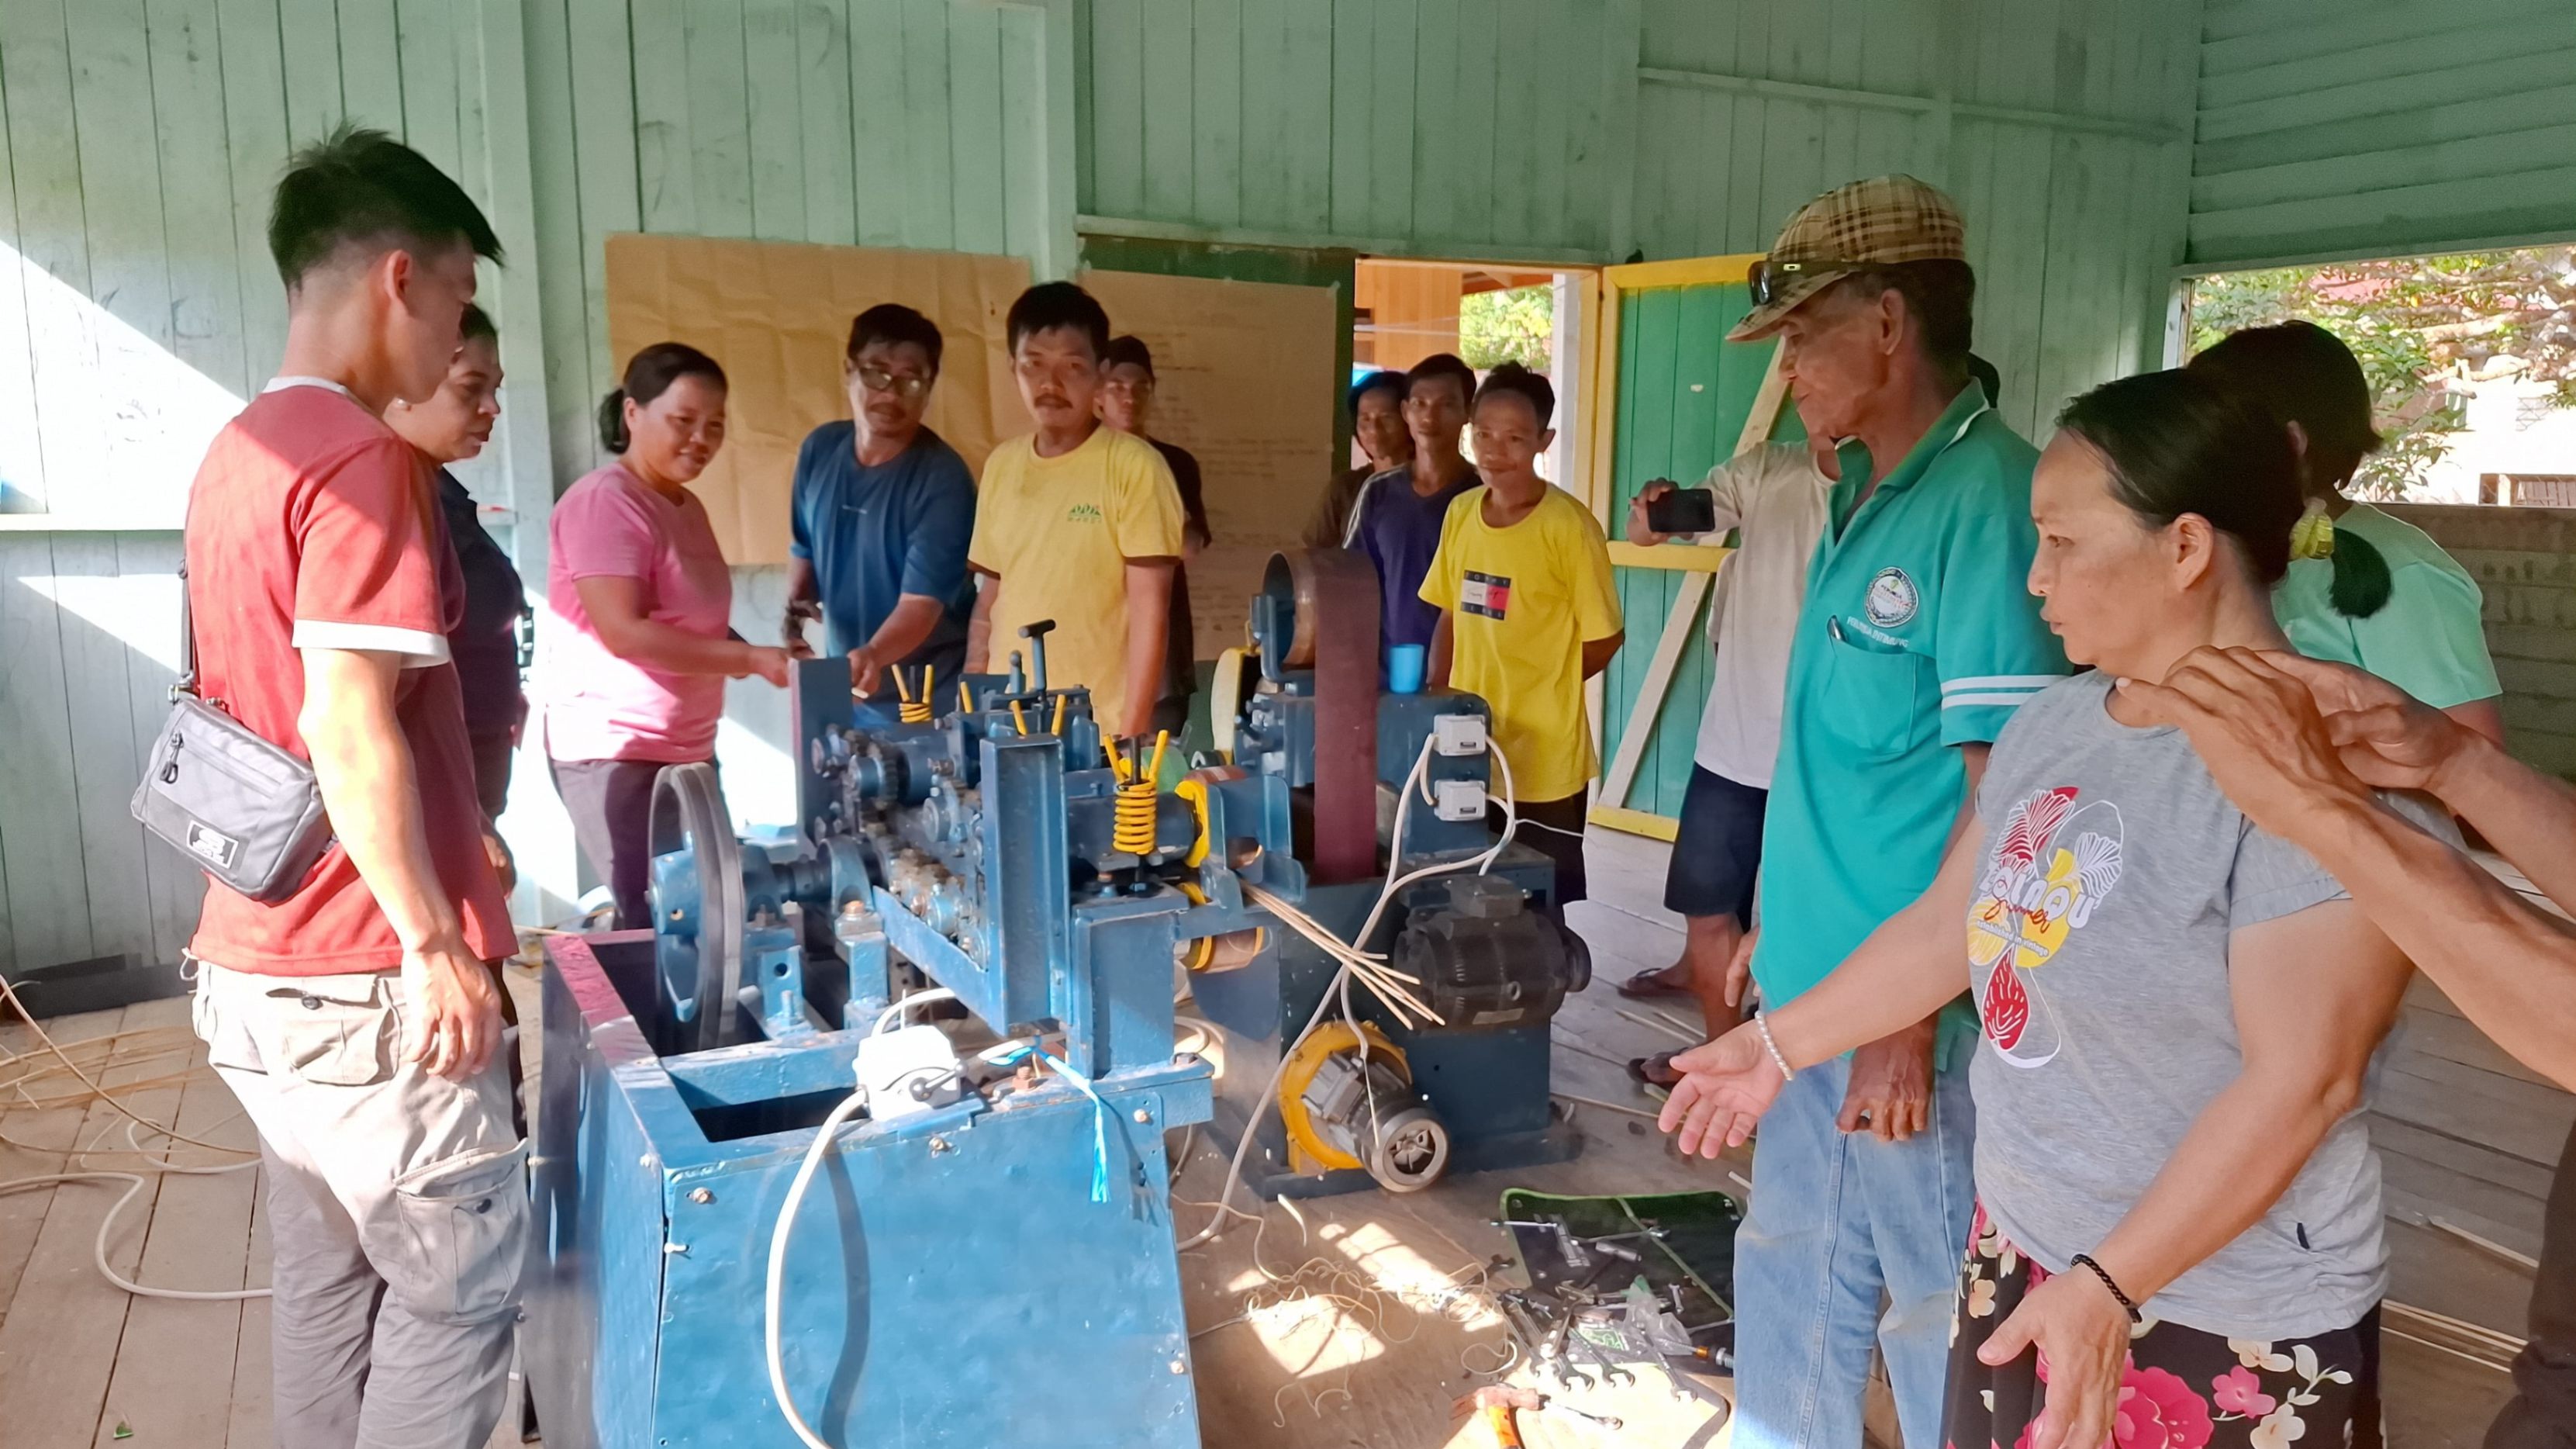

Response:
(1657, 175), (2067, 1447)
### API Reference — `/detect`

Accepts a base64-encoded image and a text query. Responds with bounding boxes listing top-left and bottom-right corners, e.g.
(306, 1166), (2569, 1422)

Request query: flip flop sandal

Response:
(1628, 1051), (1681, 1101)
(1615, 967), (1694, 1001)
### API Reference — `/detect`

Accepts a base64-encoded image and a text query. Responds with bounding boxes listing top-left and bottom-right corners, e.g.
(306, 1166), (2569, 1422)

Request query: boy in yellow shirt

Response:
(1421, 363), (1624, 905)
(967, 282), (1185, 739)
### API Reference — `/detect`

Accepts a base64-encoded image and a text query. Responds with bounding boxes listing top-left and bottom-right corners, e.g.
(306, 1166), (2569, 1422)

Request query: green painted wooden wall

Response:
(2189, 0), (2576, 268)
(519, 0), (1062, 492)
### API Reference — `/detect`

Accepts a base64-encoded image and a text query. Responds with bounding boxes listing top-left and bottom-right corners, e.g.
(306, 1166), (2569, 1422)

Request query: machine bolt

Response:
(1132, 1108), (1153, 1124)
(664, 1243), (688, 1254)
(928, 1134), (954, 1155)
(689, 1188), (715, 1205)
(1168, 1357), (1189, 1375)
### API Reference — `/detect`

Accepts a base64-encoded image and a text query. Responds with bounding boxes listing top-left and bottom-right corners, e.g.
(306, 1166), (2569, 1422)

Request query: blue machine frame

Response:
(530, 656), (1224, 1448)
(529, 550), (1590, 1445)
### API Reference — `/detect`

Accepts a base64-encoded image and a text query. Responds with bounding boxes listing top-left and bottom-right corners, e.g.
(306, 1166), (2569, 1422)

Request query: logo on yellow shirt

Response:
(1460, 570), (1512, 621)
(1068, 503), (1103, 524)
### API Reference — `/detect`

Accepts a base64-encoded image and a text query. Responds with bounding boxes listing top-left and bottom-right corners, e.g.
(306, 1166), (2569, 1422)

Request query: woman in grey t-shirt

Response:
(1659, 369), (2429, 1449)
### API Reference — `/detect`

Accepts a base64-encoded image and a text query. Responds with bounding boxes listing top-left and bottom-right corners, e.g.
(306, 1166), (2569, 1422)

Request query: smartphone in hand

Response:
(1646, 486), (1718, 536)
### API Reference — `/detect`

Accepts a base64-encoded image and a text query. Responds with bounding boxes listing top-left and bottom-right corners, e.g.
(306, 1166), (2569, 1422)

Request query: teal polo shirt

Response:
(1751, 385), (2069, 1036)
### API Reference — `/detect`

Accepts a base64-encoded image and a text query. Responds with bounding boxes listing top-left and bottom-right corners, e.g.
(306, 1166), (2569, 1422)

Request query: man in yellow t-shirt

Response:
(1421, 363), (1624, 906)
(966, 282), (1185, 738)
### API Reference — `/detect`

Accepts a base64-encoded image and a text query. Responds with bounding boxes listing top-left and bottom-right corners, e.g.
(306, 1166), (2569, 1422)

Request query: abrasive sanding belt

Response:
(1283, 548), (1381, 885)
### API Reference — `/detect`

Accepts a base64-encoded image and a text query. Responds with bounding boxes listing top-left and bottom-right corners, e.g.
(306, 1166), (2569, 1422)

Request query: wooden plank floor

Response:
(0, 980), (537, 1449)
(0, 828), (2554, 1446)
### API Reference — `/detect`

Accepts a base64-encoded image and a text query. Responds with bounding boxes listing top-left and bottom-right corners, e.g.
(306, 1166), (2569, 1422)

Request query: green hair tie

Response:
(2290, 499), (2335, 562)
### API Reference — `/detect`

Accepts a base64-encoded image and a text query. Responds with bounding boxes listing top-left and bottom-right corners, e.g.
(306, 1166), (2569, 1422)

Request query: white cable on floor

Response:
(765, 1085), (872, 1449)
(0, 1120), (268, 1302)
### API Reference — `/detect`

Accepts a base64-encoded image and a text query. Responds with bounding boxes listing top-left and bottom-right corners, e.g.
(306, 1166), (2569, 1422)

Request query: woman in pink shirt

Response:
(544, 343), (792, 927)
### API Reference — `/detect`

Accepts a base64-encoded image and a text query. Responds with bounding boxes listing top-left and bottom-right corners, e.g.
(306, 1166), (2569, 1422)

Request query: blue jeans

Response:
(1732, 1053), (1976, 1449)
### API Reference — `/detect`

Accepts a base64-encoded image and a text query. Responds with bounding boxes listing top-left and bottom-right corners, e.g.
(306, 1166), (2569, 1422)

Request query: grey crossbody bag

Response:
(130, 565), (334, 901)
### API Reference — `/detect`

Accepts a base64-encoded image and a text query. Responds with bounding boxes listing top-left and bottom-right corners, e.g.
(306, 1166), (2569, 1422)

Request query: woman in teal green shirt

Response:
(2189, 321), (2505, 743)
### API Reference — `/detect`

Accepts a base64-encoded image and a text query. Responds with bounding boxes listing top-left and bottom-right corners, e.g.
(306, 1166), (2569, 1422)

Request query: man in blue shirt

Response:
(1346, 352), (1480, 659)
(1712, 176), (2067, 1449)
(782, 304), (978, 697)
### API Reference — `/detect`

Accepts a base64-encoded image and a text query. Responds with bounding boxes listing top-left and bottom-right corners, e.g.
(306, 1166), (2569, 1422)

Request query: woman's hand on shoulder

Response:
(2262, 651), (2475, 794)
(2112, 646), (2373, 840)
(1656, 1025), (1783, 1159)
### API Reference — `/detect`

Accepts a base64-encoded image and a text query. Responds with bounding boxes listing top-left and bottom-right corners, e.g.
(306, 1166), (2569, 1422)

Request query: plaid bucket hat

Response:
(1728, 175), (1968, 341)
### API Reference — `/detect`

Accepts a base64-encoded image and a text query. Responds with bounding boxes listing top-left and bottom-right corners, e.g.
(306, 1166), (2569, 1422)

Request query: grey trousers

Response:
(549, 756), (708, 930)
(192, 960), (525, 1449)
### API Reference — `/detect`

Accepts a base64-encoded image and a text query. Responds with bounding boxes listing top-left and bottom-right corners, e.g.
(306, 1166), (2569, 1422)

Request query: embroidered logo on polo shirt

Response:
(1067, 503), (1103, 524)
(1460, 570), (1512, 620)
(1864, 566), (1919, 627)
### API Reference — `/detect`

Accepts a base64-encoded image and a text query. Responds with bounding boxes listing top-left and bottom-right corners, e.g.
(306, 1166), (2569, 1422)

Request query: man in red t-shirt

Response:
(183, 124), (519, 1449)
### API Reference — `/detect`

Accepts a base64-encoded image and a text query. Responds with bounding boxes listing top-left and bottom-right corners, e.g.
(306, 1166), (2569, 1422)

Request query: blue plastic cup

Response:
(1386, 642), (1427, 695)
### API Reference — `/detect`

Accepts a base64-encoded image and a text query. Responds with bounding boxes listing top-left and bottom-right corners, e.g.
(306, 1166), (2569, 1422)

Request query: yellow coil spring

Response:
(892, 664), (937, 724)
(1114, 779), (1159, 855)
(1105, 728), (1171, 857)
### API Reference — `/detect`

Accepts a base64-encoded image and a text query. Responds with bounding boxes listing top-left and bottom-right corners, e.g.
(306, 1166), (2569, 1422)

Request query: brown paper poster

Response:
(1077, 268), (1341, 657)
(604, 233), (1032, 565)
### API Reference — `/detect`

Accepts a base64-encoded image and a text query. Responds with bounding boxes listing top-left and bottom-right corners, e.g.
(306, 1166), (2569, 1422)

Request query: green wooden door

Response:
(1594, 268), (1801, 831)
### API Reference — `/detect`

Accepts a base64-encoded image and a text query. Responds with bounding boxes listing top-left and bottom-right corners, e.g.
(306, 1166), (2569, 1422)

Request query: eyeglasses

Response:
(854, 365), (933, 399)
(1746, 257), (1867, 308)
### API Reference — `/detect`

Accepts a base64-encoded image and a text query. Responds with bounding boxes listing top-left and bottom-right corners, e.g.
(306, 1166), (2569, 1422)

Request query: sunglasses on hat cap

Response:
(1745, 257), (1873, 309)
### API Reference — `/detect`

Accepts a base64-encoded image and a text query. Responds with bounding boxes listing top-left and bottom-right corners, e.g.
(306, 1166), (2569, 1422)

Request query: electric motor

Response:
(1390, 874), (1592, 1031)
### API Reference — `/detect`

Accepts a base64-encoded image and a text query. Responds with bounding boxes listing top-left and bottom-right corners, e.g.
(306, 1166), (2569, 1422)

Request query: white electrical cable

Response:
(1176, 735), (1521, 1250)
(872, 987), (958, 1036)
(0, 1119), (268, 1302)
(765, 1085), (872, 1449)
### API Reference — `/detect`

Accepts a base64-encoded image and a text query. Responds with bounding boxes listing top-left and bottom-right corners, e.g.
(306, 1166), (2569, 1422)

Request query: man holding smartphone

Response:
(1615, 426), (1835, 1050)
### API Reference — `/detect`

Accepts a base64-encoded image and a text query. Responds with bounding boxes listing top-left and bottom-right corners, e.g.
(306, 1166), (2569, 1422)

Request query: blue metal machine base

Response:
(527, 932), (1210, 1449)
(1188, 856), (1586, 1199)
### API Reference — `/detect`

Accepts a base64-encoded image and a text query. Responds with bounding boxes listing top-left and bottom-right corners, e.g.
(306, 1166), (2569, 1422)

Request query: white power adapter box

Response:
(1432, 714), (1488, 757)
(855, 1025), (964, 1121)
(1431, 778), (1488, 822)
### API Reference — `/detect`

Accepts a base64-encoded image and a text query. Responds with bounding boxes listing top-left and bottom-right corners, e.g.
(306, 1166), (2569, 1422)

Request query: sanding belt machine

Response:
(527, 548), (1591, 1447)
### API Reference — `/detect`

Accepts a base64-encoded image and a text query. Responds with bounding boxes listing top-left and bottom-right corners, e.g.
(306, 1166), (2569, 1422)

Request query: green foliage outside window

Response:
(2188, 247), (2576, 500)
(1460, 285), (1553, 372)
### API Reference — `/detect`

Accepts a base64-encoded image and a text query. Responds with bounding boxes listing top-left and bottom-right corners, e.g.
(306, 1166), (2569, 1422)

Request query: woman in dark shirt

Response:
(384, 303), (524, 838)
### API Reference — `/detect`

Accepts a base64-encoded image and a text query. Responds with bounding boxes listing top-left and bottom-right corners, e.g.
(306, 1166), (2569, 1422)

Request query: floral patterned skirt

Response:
(1946, 1203), (2381, 1449)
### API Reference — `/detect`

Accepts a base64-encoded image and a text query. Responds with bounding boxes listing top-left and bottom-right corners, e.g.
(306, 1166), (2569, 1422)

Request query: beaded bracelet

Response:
(2070, 1253), (2143, 1323)
(1752, 1009), (1796, 1083)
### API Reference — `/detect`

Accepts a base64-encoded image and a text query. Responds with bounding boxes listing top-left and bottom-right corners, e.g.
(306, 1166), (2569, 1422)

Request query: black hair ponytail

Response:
(2290, 500), (2395, 618)
(599, 342), (727, 455)
(596, 387), (630, 452)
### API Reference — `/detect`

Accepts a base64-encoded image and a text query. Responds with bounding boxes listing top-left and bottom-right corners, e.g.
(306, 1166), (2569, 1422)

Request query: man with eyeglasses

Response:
(783, 303), (979, 698)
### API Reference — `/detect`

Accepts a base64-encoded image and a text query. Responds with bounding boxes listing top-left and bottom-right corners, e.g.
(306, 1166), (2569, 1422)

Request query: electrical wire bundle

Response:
(1176, 732), (1520, 1252)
